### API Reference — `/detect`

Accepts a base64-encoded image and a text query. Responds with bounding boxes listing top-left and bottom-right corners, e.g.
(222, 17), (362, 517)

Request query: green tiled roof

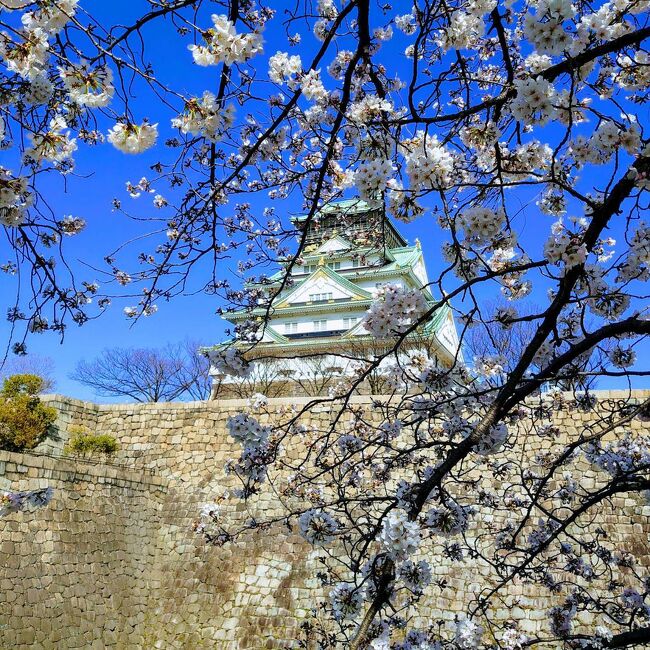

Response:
(266, 245), (421, 284)
(422, 303), (451, 334)
(290, 198), (381, 222)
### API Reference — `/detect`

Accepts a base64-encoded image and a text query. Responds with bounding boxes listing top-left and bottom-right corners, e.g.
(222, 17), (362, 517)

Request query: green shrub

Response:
(0, 374), (57, 452)
(64, 426), (119, 458)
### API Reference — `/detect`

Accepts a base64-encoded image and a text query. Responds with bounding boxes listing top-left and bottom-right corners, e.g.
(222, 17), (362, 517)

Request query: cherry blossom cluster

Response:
(608, 344), (636, 369)
(475, 422), (509, 455)
(473, 355), (506, 378)
(544, 220), (588, 269)
(584, 434), (650, 477)
(0, 167), (31, 227)
(209, 348), (251, 378)
(189, 14), (263, 67)
(396, 559), (432, 595)
(329, 582), (363, 621)
(621, 587), (650, 617)
(0, 0), (78, 80)
(549, 600), (577, 637)
(246, 392), (268, 411)
(107, 122), (158, 155)
(194, 502), (220, 536)
(58, 61), (114, 107)
(524, 0), (574, 55)
(172, 92), (235, 142)
(401, 133), (457, 191)
(298, 508), (339, 546)
(509, 77), (556, 126)
(0, 487), (53, 517)
(418, 364), (458, 394)
(24, 115), (77, 169)
(570, 121), (640, 167)
(454, 617), (484, 649)
(353, 159), (395, 202)
(617, 221), (649, 283)
(435, 2), (491, 52)
(226, 413), (270, 448)
(378, 509), (421, 561)
(226, 413), (273, 496)
(268, 52), (302, 87)
(458, 206), (506, 246)
(425, 499), (470, 537)
(363, 284), (429, 338)
(501, 628), (531, 649)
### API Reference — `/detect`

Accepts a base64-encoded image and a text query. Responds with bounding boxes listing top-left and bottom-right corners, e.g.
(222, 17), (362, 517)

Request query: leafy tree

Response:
(63, 425), (119, 458)
(70, 340), (211, 403)
(0, 375), (57, 452)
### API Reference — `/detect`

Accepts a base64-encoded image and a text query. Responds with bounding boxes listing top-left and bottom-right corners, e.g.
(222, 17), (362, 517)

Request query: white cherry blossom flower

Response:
(59, 62), (114, 107)
(172, 92), (235, 141)
(329, 583), (363, 620)
(299, 509), (339, 545)
(378, 509), (420, 561)
(363, 283), (428, 338)
(455, 617), (484, 649)
(107, 121), (158, 154)
(189, 14), (263, 66)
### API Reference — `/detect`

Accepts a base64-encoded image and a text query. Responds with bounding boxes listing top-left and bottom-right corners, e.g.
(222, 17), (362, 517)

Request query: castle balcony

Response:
(283, 329), (348, 340)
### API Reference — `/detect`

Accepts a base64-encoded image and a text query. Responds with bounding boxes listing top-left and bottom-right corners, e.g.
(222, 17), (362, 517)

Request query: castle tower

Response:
(208, 198), (460, 397)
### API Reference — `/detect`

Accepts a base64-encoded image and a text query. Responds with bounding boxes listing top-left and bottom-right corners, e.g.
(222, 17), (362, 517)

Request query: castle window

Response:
(313, 319), (327, 332)
(327, 261), (341, 270)
(343, 317), (359, 329)
(284, 322), (298, 334)
(309, 292), (333, 302)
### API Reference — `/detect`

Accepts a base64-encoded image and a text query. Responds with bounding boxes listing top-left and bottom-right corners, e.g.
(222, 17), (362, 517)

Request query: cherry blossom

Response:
(189, 14), (263, 67)
(107, 122), (158, 154)
(378, 509), (421, 561)
(363, 284), (429, 338)
(298, 509), (339, 546)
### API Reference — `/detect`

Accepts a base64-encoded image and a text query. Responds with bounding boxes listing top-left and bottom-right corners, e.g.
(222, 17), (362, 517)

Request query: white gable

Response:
(287, 274), (355, 304)
(437, 312), (460, 356)
(346, 318), (368, 337)
(313, 235), (352, 254)
(412, 256), (429, 287)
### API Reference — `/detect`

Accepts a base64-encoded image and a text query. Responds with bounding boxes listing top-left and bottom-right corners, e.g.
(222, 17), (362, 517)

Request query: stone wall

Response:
(0, 391), (649, 648)
(0, 396), (329, 649)
(0, 452), (165, 649)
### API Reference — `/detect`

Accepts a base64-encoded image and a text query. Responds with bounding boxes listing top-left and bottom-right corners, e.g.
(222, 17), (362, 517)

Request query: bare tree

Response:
(212, 358), (291, 399)
(464, 300), (600, 391)
(0, 355), (56, 393)
(463, 300), (540, 371)
(179, 340), (213, 401)
(71, 340), (210, 402)
(289, 355), (346, 397)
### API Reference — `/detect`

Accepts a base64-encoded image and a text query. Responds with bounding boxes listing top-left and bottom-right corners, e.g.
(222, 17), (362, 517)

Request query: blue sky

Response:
(1, 1), (647, 400)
